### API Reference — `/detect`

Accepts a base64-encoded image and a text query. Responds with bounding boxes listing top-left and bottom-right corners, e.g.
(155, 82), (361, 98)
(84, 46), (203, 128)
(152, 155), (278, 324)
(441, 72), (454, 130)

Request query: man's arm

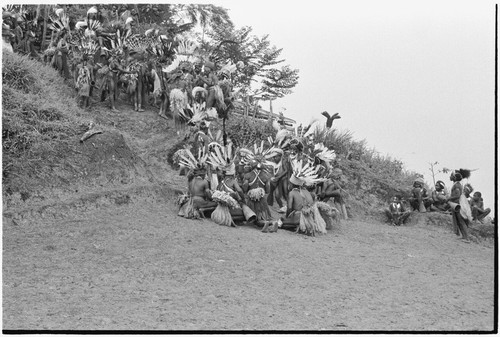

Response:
(203, 181), (212, 200)
(286, 192), (295, 218)
(242, 173), (250, 194)
(233, 180), (244, 201)
(448, 185), (460, 203)
(264, 178), (271, 195)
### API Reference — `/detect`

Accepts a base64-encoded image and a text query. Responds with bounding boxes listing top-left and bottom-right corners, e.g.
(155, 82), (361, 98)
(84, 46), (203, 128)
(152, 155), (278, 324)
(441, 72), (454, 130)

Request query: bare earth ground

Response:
(2, 200), (495, 331)
(2, 98), (496, 332)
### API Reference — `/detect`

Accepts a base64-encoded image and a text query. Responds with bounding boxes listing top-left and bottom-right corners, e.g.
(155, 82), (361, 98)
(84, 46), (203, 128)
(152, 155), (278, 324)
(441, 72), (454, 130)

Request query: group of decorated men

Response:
(2, 5), (237, 124)
(175, 125), (349, 236)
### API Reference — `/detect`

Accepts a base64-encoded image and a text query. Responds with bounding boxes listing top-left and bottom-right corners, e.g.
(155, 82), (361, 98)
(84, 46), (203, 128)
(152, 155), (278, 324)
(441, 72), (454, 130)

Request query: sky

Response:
(215, 0), (497, 215)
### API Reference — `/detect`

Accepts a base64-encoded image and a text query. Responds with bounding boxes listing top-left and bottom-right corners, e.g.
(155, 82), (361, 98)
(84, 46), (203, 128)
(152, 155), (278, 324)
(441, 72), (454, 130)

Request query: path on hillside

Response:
(3, 200), (494, 331)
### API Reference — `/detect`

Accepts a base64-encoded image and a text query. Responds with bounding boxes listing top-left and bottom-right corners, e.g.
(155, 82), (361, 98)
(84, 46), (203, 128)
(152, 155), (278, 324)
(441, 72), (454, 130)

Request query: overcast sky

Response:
(216, 0), (496, 214)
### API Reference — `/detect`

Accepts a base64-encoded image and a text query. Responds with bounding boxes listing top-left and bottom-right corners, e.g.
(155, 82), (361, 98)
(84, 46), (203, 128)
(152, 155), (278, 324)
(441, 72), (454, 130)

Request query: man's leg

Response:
(384, 209), (394, 224)
(477, 208), (491, 222)
(455, 212), (470, 241)
(400, 211), (411, 224)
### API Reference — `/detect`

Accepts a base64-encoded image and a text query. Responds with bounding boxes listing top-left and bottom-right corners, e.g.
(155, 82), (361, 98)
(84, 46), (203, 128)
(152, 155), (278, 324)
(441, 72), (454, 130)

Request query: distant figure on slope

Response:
(470, 192), (491, 224)
(429, 180), (450, 212)
(75, 55), (93, 109)
(384, 195), (411, 226)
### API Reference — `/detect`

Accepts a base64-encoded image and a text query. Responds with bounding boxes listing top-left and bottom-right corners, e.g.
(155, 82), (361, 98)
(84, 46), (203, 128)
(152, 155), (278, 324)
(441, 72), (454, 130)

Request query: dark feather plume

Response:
(458, 168), (471, 179)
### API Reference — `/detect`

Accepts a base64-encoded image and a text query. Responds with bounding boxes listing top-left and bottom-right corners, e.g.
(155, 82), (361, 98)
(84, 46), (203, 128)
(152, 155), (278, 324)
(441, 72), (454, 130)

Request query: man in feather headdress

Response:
(100, 50), (132, 112)
(197, 61), (222, 110)
(217, 163), (257, 225)
(280, 174), (321, 235)
(178, 166), (217, 219)
(267, 152), (287, 213)
(282, 137), (304, 201)
(242, 161), (273, 226)
(280, 160), (327, 236)
(318, 168), (348, 220)
(75, 54), (93, 108)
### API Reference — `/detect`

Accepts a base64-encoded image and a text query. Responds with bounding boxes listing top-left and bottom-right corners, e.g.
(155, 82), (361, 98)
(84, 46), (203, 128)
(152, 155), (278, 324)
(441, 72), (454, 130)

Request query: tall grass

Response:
(311, 125), (419, 206)
(2, 51), (91, 193)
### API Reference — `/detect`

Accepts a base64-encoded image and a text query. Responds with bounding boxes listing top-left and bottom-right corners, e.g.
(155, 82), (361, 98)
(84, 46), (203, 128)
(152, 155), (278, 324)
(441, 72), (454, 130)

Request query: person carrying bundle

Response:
(207, 144), (258, 226)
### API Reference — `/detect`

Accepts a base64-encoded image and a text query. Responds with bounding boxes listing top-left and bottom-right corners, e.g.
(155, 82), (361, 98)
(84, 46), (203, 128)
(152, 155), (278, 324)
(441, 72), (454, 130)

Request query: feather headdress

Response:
(107, 26), (131, 55)
(188, 102), (217, 126)
(49, 9), (70, 35)
(267, 129), (292, 151)
(177, 147), (208, 171)
(290, 159), (325, 187)
(127, 34), (155, 54)
(455, 168), (472, 179)
(175, 39), (198, 56)
(218, 61), (237, 77)
(312, 143), (336, 164)
(194, 129), (225, 153)
(238, 140), (283, 168)
(207, 143), (237, 171)
(78, 36), (99, 56)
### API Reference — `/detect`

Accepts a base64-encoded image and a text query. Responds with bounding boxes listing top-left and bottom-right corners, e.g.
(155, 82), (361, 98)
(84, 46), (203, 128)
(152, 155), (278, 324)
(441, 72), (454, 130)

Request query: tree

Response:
(203, 25), (299, 107)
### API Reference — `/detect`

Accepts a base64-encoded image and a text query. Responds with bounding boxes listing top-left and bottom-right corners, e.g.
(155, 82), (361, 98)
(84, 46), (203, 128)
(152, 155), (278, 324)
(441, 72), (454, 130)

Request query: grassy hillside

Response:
(2, 50), (420, 218)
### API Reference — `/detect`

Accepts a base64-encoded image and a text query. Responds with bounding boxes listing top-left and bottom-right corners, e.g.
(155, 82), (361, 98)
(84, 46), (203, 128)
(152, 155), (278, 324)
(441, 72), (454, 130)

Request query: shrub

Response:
(224, 112), (275, 148)
(2, 52), (40, 94)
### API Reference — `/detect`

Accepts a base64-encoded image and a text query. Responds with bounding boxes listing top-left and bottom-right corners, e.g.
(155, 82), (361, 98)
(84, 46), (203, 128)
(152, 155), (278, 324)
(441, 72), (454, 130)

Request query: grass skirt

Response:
(298, 203), (327, 236)
(169, 88), (189, 120)
(246, 188), (271, 221)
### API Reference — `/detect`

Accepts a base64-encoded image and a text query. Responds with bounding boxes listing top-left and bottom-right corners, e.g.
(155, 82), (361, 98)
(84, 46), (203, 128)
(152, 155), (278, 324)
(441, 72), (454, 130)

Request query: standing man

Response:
(449, 170), (470, 243)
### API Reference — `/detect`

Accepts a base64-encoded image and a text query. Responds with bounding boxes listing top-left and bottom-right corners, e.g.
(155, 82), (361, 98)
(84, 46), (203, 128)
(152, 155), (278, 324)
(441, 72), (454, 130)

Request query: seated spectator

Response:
(470, 192), (491, 224)
(430, 180), (450, 212)
(409, 178), (432, 212)
(385, 195), (411, 226)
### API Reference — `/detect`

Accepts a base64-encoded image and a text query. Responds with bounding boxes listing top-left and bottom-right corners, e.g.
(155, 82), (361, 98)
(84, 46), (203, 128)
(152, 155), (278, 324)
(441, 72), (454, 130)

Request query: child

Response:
(385, 196), (411, 226)
(470, 192), (491, 224)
